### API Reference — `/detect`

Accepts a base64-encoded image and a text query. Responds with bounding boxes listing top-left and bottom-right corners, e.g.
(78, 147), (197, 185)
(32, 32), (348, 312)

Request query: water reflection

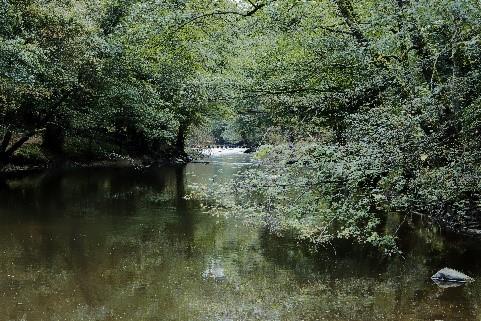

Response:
(0, 154), (480, 321)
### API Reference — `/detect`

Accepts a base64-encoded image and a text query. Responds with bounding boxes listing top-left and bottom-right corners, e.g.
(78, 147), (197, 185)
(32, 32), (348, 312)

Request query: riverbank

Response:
(0, 145), (252, 178)
(0, 155), (191, 178)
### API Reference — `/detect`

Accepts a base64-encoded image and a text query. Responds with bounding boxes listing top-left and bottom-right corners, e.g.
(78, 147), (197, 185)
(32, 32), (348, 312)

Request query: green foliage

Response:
(12, 142), (48, 165)
(0, 0), (227, 165)
(2, 0), (481, 253)
(190, 0), (481, 253)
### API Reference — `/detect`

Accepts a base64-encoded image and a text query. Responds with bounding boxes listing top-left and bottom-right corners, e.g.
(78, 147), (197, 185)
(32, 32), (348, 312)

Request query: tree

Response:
(194, 0), (481, 253)
(0, 0), (105, 165)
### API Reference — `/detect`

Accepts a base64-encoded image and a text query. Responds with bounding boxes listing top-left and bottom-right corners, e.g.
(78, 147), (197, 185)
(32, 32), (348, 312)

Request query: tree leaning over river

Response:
(191, 0), (481, 253)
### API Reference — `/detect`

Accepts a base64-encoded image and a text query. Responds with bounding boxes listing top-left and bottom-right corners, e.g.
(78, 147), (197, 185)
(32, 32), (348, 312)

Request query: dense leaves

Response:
(191, 0), (481, 253)
(2, 0), (481, 252)
(0, 0), (220, 164)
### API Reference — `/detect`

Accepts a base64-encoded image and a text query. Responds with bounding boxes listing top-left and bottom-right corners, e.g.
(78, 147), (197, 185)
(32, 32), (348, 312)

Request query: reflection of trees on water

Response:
(1, 166), (481, 320)
(255, 226), (481, 321)
(0, 166), (229, 319)
(0, 168), (170, 219)
(170, 166), (195, 254)
(0, 168), (171, 318)
(258, 229), (389, 278)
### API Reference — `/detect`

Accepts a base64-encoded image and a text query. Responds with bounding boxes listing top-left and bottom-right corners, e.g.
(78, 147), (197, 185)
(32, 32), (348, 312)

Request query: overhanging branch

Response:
(170, 1), (269, 34)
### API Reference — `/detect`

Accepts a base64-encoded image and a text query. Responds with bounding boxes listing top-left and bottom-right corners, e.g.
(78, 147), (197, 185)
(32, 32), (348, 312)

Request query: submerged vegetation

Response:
(2, 0), (481, 252)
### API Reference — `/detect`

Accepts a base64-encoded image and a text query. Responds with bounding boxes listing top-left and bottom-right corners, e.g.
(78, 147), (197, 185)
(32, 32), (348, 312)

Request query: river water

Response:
(1, 152), (481, 321)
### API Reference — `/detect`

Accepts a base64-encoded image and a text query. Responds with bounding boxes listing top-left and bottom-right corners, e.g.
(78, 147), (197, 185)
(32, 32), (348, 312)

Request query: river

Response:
(1, 151), (481, 321)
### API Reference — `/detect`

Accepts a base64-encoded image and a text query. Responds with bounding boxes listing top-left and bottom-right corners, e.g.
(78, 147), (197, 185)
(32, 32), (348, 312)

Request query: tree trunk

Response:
(175, 123), (188, 158)
(42, 123), (65, 155)
(1, 129), (12, 153)
(0, 129), (11, 169)
(0, 131), (35, 169)
(0, 152), (8, 169)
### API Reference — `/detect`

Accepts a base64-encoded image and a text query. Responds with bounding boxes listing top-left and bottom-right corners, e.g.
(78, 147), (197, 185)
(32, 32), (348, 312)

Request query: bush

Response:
(12, 143), (49, 165)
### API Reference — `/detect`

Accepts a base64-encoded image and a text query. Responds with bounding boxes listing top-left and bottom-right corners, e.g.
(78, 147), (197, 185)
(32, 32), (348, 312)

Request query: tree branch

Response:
(4, 131), (36, 157)
(170, 2), (268, 34)
(394, 0), (433, 84)
(0, 127), (12, 153)
(333, 0), (369, 46)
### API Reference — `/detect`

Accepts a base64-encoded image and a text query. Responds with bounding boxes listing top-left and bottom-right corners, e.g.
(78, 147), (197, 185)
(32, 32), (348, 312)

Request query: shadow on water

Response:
(258, 230), (389, 279)
(1, 156), (481, 320)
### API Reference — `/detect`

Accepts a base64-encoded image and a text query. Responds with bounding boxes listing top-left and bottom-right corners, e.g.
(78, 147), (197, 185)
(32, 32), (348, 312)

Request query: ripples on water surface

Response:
(1, 151), (481, 321)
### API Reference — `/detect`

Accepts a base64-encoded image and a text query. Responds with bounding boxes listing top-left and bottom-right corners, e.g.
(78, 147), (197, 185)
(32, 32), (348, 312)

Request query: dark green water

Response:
(1, 153), (481, 321)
